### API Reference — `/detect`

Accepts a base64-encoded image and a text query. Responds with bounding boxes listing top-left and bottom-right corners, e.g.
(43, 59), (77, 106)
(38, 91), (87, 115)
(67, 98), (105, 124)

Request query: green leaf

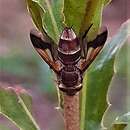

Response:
(104, 0), (112, 6)
(43, 0), (64, 43)
(114, 43), (128, 76)
(63, 0), (88, 34)
(26, 0), (64, 43)
(63, 0), (107, 41)
(79, 0), (104, 41)
(110, 112), (130, 130)
(114, 112), (130, 125)
(0, 124), (11, 130)
(80, 19), (130, 130)
(26, 0), (109, 43)
(19, 90), (32, 113)
(26, 0), (45, 33)
(110, 124), (127, 130)
(0, 87), (41, 130)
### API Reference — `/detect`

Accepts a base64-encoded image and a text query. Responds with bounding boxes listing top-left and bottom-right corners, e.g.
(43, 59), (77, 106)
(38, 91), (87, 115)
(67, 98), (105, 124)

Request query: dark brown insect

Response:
(30, 25), (108, 96)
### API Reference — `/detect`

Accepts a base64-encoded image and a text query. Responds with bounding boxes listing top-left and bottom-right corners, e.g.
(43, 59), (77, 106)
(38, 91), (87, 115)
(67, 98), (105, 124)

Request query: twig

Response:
(63, 92), (80, 130)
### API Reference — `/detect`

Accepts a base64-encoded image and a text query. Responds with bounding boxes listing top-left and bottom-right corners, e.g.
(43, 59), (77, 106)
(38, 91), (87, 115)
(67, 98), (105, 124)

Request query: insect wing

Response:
(88, 26), (108, 49)
(81, 27), (108, 72)
(30, 29), (60, 73)
(30, 29), (58, 60)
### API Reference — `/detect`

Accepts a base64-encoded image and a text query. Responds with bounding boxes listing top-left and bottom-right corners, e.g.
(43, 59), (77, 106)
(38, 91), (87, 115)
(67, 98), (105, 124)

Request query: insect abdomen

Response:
(61, 66), (79, 87)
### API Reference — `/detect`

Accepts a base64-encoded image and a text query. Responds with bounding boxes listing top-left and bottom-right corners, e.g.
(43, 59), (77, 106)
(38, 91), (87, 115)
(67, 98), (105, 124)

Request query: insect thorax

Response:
(58, 27), (81, 65)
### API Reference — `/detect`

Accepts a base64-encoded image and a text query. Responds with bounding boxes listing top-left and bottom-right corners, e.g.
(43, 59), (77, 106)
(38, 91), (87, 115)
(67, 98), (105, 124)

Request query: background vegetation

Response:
(0, 0), (130, 130)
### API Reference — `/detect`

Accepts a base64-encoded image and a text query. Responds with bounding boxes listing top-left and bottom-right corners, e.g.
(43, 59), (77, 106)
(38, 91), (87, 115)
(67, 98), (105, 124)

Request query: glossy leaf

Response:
(43, 0), (64, 43)
(63, 0), (107, 41)
(26, 0), (64, 43)
(114, 43), (128, 76)
(80, 20), (130, 130)
(63, 0), (87, 35)
(79, 0), (104, 41)
(19, 90), (32, 112)
(27, 0), (109, 43)
(26, 0), (45, 33)
(110, 112), (130, 130)
(110, 124), (127, 130)
(104, 0), (112, 6)
(0, 87), (41, 130)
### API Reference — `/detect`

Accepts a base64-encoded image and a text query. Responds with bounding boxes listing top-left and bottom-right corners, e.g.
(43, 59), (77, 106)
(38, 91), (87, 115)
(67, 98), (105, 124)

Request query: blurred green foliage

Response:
(0, 52), (56, 95)
(0, 0), (129, 130)
(0, 32), (130, 130)
(0, 124), (11, 130)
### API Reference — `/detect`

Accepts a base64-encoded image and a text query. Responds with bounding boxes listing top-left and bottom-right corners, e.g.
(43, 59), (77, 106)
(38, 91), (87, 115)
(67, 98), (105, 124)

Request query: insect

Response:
(30, 25), (108, 96)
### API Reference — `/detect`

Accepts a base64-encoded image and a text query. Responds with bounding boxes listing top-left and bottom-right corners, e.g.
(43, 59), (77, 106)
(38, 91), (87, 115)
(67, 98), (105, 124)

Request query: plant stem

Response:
(63, 92), (80, 130)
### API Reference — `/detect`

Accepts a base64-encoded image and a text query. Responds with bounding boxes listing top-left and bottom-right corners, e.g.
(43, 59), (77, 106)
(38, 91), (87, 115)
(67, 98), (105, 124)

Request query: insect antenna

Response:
(82, 24), (93, 39)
